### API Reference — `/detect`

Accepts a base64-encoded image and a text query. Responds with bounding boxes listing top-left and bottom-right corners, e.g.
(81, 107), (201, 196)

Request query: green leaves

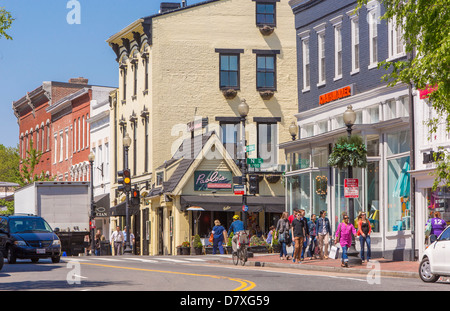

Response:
(0, 7), (14, 40)
(328, 135), (368, 169)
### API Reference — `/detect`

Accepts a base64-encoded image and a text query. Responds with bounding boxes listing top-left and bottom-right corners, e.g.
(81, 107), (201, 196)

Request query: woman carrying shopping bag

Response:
(336, 215), (356, 268)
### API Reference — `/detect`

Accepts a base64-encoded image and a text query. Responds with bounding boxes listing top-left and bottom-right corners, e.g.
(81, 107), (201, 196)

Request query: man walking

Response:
(291, 209), (309, 263)
(111, 226), (124, 256)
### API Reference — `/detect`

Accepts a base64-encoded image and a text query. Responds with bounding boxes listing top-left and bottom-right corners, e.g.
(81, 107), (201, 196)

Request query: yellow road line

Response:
(80, 262), (256, 291)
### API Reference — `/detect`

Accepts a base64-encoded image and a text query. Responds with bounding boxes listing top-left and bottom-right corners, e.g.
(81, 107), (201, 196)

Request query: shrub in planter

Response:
(193, 234), (203, 255)
(181, 241), (190, 255)
(328, 135), (367, 169)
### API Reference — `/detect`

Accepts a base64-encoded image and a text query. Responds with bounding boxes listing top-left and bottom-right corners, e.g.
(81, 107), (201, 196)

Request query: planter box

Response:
(181, 247), (190, 256)
(249, 246), (269, 253)
(205, 247), (214, 254)
(176, 247), (182, 256)
(194, 247), (203, 255)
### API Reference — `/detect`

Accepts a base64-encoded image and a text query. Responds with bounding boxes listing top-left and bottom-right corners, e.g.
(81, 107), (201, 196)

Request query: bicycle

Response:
(232, 231), (248, 266)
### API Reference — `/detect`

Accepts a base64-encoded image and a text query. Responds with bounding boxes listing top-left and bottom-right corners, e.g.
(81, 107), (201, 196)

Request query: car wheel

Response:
(419, 257), (440, 283)
(51, 256), (61, 263)
(6, 246), (16, 264)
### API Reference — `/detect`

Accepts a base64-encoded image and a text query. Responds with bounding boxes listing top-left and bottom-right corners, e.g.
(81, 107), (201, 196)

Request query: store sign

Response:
(344, 178), (359, 198)
(233, 184), (246, 195)
(419, 84), (438, 99)
(319, 85), (353, 105)
(194, 170), (232, 191)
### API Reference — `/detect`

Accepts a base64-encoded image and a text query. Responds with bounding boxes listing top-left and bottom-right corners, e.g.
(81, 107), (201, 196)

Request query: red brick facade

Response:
(13, 79), (89, 181)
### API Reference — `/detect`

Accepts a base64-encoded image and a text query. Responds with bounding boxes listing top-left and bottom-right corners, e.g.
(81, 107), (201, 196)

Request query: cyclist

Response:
(229, 215), (247, 255)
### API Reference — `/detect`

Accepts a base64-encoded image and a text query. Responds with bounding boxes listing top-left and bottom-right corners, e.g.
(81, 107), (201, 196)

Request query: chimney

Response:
(69, 77), (89, 85)
(160, 2), (181, 13)
(182, 0), (187, 7)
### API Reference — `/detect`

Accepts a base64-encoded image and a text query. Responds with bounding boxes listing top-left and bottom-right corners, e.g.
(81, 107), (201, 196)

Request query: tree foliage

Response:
(0, 144), (20, 183)
(17, 140), (53, 187)
(0, 7), (14, 40)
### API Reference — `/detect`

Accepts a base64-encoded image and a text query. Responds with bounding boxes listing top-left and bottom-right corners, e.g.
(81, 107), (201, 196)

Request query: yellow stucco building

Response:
(107, 0), (298, 255)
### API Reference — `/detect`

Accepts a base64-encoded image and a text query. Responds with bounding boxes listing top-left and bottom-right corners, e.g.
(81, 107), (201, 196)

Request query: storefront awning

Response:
(110, 200), (140, 217)
(180, 195), (285, 213)
(94, 193), (110, 217)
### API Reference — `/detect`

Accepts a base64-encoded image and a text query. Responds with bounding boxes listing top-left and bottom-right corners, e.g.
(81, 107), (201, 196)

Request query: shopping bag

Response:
(329, 245), (340, 259)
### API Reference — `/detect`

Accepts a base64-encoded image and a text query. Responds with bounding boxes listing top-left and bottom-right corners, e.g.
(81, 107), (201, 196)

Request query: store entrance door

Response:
(158, 208), (164, 255)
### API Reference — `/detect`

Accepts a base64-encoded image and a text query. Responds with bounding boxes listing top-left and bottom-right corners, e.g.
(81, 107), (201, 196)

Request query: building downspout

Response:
(408, 46), (416, 261)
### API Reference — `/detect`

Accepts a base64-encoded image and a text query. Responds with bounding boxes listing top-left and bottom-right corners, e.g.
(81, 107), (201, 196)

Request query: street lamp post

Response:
(88, 152), (95, 256)
(343, 105), (360, 264)
(238, 99), (249, 230)
(123, 133), (133, 254)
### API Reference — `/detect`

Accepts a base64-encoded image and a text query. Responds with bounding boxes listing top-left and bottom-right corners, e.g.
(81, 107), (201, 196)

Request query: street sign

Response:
(246, 144), (255, 152)
(233, 184), (246, 195)
(247, 158), (264, 164)
(242, 205), (249, 212)
(248, 163), (260, 168)
(344, 178), (359, 198)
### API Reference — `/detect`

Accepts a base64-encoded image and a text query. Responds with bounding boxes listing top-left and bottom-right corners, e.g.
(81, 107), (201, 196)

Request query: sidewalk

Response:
(215, 253), (421, 279)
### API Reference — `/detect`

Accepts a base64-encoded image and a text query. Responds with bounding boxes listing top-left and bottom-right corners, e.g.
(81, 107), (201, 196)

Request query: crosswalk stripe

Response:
(182, 258), (206, 262)
(92, 257), (124, 262)
(125, 258), (159, 263)
(154, 258), (191, 263)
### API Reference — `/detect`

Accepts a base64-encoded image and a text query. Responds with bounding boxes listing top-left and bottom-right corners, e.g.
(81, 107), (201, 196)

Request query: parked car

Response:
(419, 226), (450, 282)
(0, 215), (61, 264)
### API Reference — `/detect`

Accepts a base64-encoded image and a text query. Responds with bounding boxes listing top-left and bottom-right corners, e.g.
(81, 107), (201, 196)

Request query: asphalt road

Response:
(1, 255), (449, 293)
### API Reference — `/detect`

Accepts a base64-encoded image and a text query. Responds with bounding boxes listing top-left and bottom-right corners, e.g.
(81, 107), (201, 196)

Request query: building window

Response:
(65, 129), (69, 160)
(348, 11), (360, 74)
(302, 39), (310, 91)
(156, 171), (164, 186)
(388, 19), (405, 59)
(60, 132), (63, 162)
(317, 30), (326, 85)
(368, 10), (378, 67)
(257, 122), (277, 169)
(335, 26), (342, 79)
(54, 134), (58, 164)
(220, 54), (239, 89)
(256, 55), (276, 90)
(256, 3), (276, 26)
(220, 122), (240, 160)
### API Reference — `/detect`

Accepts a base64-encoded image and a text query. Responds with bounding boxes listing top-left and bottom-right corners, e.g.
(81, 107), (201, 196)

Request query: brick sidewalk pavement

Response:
(216, 253), (421, 279)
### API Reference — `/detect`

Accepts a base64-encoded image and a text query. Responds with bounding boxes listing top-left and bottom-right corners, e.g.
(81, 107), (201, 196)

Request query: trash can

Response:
(100, 241), (112, 256)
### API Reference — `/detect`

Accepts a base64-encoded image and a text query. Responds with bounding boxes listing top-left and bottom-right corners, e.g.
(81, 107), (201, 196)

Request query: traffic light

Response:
(118, 169), (131, 192)
(131, 188), (140, 207)
(248, 174), (259, 195)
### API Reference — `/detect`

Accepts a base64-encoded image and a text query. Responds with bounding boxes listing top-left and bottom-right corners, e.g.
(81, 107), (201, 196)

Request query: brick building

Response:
(12, 79), (91, 179)
(46, 80), (115, 181)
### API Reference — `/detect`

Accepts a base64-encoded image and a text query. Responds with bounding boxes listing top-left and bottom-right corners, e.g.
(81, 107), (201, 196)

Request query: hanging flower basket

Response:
(328, 135), (368, 169)
(315, 175), (328, 198)
(259, 25), (275, 36)
(222, 88), (237, 99)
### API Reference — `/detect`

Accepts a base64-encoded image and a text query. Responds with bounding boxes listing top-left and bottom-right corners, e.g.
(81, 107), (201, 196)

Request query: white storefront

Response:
(410, 88), (450, 260)
(280, 83), (416, 260)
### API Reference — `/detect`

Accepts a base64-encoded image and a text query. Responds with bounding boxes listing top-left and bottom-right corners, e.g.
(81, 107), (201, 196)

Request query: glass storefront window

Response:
(366, 162), (380, 232)
(302, 124), (314, 138)
(426, 187), (450, 224)
(334, 167), (363, 230)
(312, 146), (328, 168)
(286, 173), (310, 215)
(387, 156), (411, 231)
(367, 106), (379, 123)
(312, 170), (328, 219)
(366, 134), (380, 156)
(287, 150), (311, 171)
(317, 120), (328, 134)
(387, 130), (410, 156)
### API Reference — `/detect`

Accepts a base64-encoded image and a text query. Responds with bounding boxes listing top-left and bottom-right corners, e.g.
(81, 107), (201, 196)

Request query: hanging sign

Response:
(194, 170), (232, 191)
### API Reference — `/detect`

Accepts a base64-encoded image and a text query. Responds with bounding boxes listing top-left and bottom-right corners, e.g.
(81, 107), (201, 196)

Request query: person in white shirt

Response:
(123, 226), (135, 252)
(111, 226), (124, 256)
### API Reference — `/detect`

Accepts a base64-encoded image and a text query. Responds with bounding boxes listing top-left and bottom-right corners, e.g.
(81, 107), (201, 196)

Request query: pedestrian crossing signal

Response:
(131, 189), (140, 207)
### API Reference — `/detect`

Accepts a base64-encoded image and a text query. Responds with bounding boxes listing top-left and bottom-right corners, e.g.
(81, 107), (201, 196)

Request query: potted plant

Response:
(328, 135), (368, 170)
(226, 232), (234, 254)
(181, 241), (190, 255)
(259, 25), (274, 36)
(259, 90), (274, 100)
(193, 234), (203, 255)
(271, 235), (280, 254)
(248, 235), (269, 253)
(222, 88), (237, 99)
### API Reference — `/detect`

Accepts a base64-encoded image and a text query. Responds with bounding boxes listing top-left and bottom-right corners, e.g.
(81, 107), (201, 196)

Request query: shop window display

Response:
(387, 156), (411, 231)
(334, 167), (363, 231)
(426, 187), (450, 224)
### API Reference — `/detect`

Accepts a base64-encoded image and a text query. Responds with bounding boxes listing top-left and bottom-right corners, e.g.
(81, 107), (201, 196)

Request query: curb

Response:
(215, 258), (419, 279)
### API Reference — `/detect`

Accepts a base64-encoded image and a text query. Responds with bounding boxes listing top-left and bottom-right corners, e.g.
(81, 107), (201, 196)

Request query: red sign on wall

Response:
(344, 178), (359, 198)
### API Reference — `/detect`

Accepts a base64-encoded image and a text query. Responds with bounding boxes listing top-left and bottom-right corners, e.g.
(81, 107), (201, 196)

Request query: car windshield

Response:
(9, 218), (53, 233)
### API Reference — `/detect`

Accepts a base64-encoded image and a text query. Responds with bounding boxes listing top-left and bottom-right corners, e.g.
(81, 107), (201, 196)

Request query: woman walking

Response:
(316, 210), (331, 259)
(336, 215), (356, 268)
(212, 220), (227, 254)
(275, 212), (291, 260)
(357, 211), (372, 263)
(426, 211), (447, 241)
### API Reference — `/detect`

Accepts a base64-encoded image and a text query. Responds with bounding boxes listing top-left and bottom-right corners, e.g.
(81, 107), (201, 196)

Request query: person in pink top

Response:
(336, 215), (356, 268)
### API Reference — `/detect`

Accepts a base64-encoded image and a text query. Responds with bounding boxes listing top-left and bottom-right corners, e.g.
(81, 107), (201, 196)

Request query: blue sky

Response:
(0, 0), (204, 148)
